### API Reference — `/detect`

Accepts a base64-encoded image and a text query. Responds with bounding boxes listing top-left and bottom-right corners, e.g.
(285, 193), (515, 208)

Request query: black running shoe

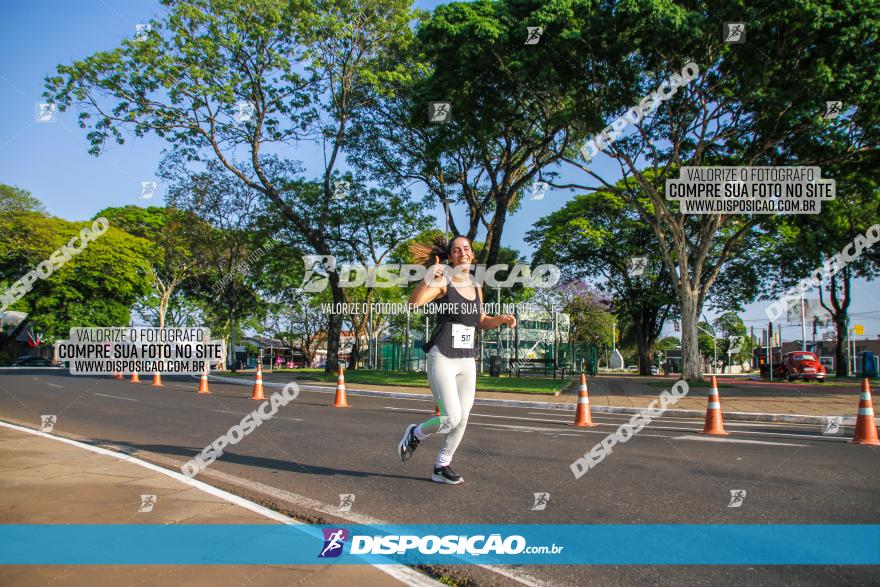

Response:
(398, 424), (420, 462)
(431, 464), (463, 485)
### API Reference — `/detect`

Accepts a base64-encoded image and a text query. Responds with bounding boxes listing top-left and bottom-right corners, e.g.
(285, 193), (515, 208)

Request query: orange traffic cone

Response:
(198, 369), (211, 395)
(850, 379), (880, 445)
(251, 364), (265, 400)
(571, 373), (595, 427)
(702, 376), (728, 435)
(331, 364), (350, 407)
(151, 372), (163, 387)
(434, 403), (441, 416)
(113, 372), (123, 380)
(130, 371), (140, 383)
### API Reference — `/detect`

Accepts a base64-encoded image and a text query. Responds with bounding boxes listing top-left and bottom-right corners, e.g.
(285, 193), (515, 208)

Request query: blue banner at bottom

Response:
(1, 524), (878, 565)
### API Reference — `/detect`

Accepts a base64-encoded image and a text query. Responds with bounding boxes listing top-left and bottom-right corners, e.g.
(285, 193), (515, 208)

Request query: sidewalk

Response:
(234, 371), (869, 421)
(0, 425), (423, 587)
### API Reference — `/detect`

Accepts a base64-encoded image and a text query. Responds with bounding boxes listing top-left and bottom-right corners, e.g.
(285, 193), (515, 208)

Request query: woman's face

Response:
(448, 237), (473, 268)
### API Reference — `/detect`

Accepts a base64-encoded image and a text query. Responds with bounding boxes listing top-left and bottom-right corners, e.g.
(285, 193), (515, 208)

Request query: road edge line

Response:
(206, 375), (857, 426)
(0, 419), (440, 587)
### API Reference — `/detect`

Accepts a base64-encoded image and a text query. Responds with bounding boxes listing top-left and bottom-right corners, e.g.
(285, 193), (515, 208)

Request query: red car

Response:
(780, 351), (826, 382)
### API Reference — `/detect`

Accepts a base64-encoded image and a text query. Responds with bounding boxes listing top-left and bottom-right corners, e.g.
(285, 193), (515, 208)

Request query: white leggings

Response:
(416, 347), (476, 467)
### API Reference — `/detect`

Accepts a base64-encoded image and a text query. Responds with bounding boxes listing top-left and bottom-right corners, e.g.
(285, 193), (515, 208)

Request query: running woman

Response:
(397, 235), (516, 484)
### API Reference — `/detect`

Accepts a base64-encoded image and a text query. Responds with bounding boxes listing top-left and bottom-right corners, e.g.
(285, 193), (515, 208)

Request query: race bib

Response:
(451, 324), (475, 349)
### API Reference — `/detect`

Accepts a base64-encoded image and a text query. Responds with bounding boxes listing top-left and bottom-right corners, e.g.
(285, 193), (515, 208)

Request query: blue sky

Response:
(1, 0), (877, 341)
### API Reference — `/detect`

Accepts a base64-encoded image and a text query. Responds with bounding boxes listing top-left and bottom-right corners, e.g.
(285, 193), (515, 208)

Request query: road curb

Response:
(0, 418), (443, 587)
(206, 375), (856, 426)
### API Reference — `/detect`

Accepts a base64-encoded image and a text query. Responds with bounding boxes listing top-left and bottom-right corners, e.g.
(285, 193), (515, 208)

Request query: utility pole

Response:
(800, 291), (807, 351)
(496, 287), (502, 362)
(404, 310), (410, 373)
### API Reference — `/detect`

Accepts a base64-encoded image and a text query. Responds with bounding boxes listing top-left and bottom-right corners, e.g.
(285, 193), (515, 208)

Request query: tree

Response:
(762, 170), (880, 376)
(44, 0), (419, 373)
(0, 184), (47, 215)
(350, 0), (629, 266)
(0, 212), (153, 340)
(713, 311), (753, 369)
(554, 0), (879, 381)
(163, 160), (278, 371)
(95, 205), (203, 328)
(527, 181), (677, 375)
(552, 280), (613, 351)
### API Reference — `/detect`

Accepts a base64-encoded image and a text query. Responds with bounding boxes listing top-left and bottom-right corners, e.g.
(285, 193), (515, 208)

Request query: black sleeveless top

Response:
(421, 282), (483, 358)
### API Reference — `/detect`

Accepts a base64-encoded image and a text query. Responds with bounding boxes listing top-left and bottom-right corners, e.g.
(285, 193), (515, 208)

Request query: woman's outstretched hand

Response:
(500, 314), (517, 328)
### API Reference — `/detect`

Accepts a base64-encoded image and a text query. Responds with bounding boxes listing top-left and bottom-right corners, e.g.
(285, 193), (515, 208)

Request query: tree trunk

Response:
(325, 274), (343, 374)
(483, 194), (509, 267)
(631, 307), (662, 376)
(679, 289), (703, 381)
(228, 317), (237, 373)
(834, 315), (849, 377)
(820, 269), (852, 378)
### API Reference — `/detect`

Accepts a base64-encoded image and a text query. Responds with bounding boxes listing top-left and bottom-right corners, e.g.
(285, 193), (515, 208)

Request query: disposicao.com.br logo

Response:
(300, 255), (560, 292)
(317, 529), (563, 558)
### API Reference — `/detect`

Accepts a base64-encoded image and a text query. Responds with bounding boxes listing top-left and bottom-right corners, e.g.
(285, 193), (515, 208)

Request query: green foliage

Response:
(0, 213), (153, 339)
(0, 184), (47, 215)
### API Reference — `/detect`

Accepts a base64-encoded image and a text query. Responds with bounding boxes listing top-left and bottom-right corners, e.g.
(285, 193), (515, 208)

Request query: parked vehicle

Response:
(781, 351), (826, 382)
(650, 366), (660, 375)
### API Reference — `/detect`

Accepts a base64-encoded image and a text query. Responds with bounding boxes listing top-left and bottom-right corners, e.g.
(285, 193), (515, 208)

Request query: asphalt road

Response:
(1, 369), (878, 586)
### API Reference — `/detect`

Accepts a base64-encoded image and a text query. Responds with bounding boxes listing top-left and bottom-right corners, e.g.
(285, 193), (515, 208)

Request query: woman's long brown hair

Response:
(408, 234), (471, 265)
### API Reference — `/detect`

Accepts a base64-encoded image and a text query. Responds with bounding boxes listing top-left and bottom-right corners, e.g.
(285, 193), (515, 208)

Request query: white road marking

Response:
(472, 421), (672, 438)
(672, 435), (807, 447)
(387, 406), (840, 441)
(46, 383), (63, 388)
(93, 393), (137, 402)
(210, 409), (302, 422)
(0, 419), (441, 587)
(525, 411), (821, 428)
